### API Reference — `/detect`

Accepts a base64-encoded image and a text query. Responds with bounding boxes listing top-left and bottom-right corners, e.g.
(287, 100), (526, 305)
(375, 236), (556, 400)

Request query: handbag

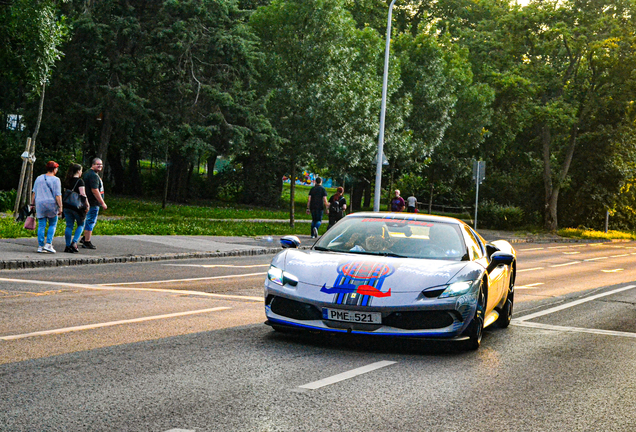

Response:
(63, 179), (85, 212)
(24, 215), (36, 230)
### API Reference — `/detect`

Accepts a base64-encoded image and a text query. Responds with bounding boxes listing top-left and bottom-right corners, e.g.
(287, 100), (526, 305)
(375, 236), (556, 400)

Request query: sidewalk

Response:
(0, 235), (303, 271)
(0, 229), (596, 271)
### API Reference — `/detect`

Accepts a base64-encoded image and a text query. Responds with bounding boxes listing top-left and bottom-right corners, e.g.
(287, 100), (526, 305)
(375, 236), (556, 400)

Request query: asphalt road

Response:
(1, 243), (636, 431)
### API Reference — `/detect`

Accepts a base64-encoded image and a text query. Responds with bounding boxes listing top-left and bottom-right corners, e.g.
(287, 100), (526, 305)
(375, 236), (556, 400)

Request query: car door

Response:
(463, 226), (504, 312)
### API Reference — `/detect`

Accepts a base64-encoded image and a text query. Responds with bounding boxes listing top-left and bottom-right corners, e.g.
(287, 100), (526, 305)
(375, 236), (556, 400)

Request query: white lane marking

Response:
(163, 264), (269, 269)
(102, 272), (267, 286)
(548, 246), (569, 249)
(585, 257), (608, 261)
(522, 247), (545, 251)
(298, 361), (397, 390)
(601, 269), (624, 273)
(610, 254), (630, 258)
(514, 285), (636, 322)
(518, 267), (544, 272)
(516, 283), (544, 289)
(563, 252), (581, 255)
(164, 429), (195, 432)
(1, 307), (231, 341)
(512, 321), (636, 339)
(550, 261), (581, 267)
(0, 278), (264, 302)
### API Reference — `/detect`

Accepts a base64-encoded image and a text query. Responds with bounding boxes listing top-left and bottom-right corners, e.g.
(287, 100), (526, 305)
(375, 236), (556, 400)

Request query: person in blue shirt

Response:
(31, 161), (63, 253)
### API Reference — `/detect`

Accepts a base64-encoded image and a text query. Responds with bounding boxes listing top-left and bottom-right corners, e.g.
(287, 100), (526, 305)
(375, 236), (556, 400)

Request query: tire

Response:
(496, 268), (515, 328)
(462, 282), (485, 350)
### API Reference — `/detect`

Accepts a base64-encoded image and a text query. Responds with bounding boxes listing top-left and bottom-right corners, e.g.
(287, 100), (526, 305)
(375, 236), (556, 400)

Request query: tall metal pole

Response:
(373, 0), (397, 212)
(474, 170), (480, 229)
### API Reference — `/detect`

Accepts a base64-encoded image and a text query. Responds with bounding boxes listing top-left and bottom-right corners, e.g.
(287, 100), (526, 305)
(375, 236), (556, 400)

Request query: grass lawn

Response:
(0, 184), (354, 239)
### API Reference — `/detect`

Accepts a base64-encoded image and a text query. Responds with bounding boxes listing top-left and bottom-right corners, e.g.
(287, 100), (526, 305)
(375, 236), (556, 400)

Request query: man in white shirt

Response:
(407, 194), (417, 213)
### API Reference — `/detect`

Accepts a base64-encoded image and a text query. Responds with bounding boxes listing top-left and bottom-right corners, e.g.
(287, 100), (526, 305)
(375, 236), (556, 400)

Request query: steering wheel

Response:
(420, 244), (446, 257)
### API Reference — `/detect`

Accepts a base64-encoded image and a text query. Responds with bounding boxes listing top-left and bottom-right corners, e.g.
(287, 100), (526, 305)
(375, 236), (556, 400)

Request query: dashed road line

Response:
(548, 246), (570, 249)
(512, 321), (636, 339)
(103, 272), (267, 286)
(514, 284), (636, 322)
(550, 261), (581, 267)
(601, 269), (624, 273)
(1, 307), (231, 341)
(518, 267), (544, 272)
(0, 277), (264, 302)
(522, 247), (545, 251)
(298, 361), (397, 390)
(163, 264), (269, 269)
(585, 257), (608, 261)
(562, 252), (581, 255)
(610, 254), (630, 258)
(516, 283), (544, 289)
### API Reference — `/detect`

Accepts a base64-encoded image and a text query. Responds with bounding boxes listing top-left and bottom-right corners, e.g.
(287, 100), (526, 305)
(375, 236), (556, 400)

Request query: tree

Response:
(251, 0), (388, 222)
(0, 0), (67, 211)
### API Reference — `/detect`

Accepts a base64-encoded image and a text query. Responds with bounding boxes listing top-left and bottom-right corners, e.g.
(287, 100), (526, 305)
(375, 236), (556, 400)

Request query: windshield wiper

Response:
(345, 250), (407, 258)
(313, 246), (331, 251)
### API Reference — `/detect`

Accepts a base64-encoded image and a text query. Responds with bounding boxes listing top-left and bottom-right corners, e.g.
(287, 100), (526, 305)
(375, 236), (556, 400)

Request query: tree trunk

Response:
(542, 124), (557, 231)
(542, 120), (579, 232)
(97, 108), (112, 172)
(289, 158), (295, 228)
(363, 178), (371, 209)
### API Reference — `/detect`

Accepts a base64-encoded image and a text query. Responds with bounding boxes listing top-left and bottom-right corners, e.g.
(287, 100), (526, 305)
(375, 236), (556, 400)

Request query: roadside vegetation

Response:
(558, 228), (636, 241)
(4, 0), (636, 237)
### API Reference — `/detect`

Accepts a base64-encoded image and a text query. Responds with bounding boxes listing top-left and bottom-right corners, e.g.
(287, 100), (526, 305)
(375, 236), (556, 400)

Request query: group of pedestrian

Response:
(30, 158), (107, 253)
(306, 181), (420, 238)
(391, 189), (418, 213)
(306, 177), (347, 238)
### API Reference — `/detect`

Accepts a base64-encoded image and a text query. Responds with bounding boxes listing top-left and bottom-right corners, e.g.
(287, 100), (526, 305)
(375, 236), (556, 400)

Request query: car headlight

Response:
(267, 266), (299, 287)
(439, 281), (474, 298)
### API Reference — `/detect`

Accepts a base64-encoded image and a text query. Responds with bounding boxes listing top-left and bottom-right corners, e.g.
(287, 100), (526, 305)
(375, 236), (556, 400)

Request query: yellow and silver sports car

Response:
(264, 212), (516, 350)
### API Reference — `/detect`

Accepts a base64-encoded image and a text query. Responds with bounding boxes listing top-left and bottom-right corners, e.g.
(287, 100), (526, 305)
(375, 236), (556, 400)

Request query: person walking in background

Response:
(63, 163), (89, 253)
(327, 186), (347, 230)
(306, 176), (328, 238)
(31, 161), (63, 253)
(80, 158), (107, 249)
(390, 189), (405, 212)
(407, 193), (417, 213)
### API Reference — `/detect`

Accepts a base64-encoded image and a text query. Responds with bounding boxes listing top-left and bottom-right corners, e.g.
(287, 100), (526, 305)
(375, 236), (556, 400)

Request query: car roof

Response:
(345, 212), (465, 226)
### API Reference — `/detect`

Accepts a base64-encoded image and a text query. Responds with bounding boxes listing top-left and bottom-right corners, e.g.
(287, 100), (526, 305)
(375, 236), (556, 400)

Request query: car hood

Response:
(274, 249), (476, 293)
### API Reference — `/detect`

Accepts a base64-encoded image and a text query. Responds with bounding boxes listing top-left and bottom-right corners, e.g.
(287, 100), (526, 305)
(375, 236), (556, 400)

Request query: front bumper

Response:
(264, 282), (479, 339)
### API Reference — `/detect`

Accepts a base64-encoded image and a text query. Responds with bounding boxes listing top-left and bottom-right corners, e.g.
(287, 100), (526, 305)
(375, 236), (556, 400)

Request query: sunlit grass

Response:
(0, 211), (321, 239)
(558, 228), (636, 240)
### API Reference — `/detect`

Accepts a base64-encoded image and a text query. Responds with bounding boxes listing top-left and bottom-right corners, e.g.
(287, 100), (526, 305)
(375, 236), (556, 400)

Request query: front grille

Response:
(269, 296), (322, 321)
(384, 311), (455, 330)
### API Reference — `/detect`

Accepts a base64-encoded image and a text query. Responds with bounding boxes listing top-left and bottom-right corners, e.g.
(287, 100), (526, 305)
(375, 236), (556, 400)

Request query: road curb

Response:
(0, 247), (283, 271)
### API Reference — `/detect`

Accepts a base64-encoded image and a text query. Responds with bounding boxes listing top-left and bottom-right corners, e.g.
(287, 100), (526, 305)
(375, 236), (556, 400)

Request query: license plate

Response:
(323, 308), (382, 324)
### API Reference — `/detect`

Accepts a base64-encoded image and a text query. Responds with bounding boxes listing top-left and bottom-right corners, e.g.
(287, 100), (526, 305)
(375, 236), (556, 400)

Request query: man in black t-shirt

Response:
(80, 158), (107, 249)
(306, 177), (328, 238)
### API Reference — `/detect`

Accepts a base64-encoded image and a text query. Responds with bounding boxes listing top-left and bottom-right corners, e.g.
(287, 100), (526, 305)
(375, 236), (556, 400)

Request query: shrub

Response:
(0, 189), (16, 212)
(477, 201), (526, 230)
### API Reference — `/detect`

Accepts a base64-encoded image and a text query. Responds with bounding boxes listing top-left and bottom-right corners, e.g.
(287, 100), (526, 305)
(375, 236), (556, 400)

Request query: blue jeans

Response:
(64, 209), (85, 246)
(310, 210), (323, 234)
(84, 206), (100, 232)
(37, 216), (58, 247)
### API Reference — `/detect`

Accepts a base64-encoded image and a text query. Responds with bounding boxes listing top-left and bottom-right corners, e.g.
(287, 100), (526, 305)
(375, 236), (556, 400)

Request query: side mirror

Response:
(487, 251), (514, 273)
(280, 235), (301, 249)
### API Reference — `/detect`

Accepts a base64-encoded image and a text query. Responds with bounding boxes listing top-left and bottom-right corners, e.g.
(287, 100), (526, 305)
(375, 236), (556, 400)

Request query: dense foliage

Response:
(3, 0), (636, 231)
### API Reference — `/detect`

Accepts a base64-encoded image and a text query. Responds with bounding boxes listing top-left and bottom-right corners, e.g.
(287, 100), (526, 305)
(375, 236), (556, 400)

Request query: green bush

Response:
(0, 189), (16, 212)
(477, 201), (526, 230)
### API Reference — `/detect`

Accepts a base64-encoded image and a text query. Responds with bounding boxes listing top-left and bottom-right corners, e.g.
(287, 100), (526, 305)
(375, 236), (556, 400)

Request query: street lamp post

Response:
(373, 0), (397, 212)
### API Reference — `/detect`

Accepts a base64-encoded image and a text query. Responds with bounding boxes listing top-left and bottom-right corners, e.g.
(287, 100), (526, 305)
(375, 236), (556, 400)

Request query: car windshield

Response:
(314, 216), (467, 260)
